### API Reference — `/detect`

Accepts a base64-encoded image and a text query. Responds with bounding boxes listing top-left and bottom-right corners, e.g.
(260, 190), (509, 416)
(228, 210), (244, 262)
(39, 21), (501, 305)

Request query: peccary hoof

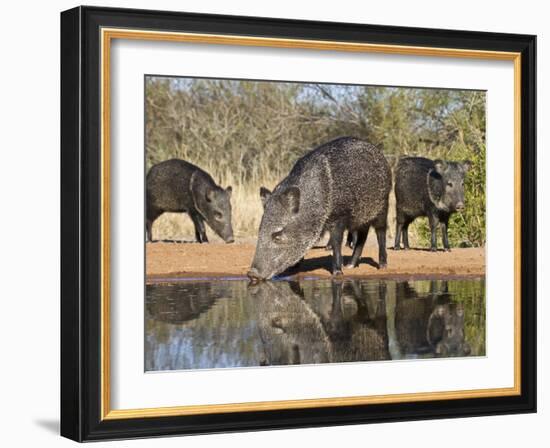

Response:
(444, 248), (452, 252)
(378, 263), (388, 270)
(344, 263), (357, 269)
(392, 246), (400, 251)
(430, 247), (437, 252)
(333, 269), (344, 277)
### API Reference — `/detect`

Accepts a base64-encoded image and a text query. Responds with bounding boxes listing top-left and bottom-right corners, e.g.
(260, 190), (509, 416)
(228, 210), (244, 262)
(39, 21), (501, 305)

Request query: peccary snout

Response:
(196, 185), (234, 243)
(246, 267), (264, 282)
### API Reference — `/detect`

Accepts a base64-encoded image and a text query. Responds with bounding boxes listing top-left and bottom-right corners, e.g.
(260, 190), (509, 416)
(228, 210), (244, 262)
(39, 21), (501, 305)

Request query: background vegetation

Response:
(146, 76), (486, 246)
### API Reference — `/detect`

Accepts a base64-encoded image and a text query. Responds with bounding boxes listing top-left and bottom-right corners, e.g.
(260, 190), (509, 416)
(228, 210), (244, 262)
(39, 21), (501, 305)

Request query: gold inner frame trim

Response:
(100, 27), (522, 421)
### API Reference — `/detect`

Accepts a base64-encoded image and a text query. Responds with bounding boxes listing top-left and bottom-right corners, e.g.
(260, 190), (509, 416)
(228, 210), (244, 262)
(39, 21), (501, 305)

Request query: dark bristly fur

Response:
(394, 157), (471, 251)
(248, 137), (391, 280)
(146, 159), (234, 243)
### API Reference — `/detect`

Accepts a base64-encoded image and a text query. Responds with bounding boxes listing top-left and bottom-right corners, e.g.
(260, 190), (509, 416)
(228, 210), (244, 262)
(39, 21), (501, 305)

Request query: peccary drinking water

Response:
(248, 137), (391, 280)
(146, 159), (234, 243)
(394, 157), (471, 251)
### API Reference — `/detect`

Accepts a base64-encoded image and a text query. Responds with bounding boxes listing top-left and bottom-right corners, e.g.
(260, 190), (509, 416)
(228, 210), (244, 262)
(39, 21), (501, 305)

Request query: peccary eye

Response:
(271, 230), (285, 243)
(214, 212), (223, 220)
(447, 181), (454, 188)
(205, 189), (215, 203)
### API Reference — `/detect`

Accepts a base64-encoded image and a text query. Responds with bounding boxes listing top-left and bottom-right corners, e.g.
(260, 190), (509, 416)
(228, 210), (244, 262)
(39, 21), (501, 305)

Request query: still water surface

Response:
(145, 278), (485, 371)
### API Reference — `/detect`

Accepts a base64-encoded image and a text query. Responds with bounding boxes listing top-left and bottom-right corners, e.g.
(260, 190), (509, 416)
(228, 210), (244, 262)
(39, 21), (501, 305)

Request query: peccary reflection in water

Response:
(146, 282), (220, 324)
(394, 281), (472, 358)
(305, 280), (390, 363)
(249, 281), (331, 366)
(145, 278), (483, 371)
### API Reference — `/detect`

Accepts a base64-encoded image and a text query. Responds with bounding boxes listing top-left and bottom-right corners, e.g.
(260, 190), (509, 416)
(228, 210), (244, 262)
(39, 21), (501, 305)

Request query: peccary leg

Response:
(330, 221), (346, 276)
(146, 208), (161, 242)
(190, 212), (209, 243)
(376, 227), (388, 269)
(428, 214), (440, 251)
(394, 220), (402, 250)
(346, 231), (357, 249)
(330, 280), (344, 321)
(402, 219), (412, 250)
(345, 228), (368, 269)
(440, 215), (451, 251)
(146, 219), (154, 242)
(394, 211), (407, 250)
(325, 232), (333, 251)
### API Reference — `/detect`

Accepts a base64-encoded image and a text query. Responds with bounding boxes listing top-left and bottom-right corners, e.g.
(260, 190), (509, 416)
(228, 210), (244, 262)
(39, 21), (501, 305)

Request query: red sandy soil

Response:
(146, 242), (485, 282)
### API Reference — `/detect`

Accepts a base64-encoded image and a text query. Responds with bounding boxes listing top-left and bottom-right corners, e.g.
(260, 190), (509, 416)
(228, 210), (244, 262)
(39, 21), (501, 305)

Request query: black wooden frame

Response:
(61, 6), (537, 442)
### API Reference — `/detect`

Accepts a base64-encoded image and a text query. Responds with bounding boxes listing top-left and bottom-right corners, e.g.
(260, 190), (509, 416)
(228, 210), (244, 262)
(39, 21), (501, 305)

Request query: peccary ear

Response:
(280, 187), (300, 214)
(225, 186), (232, 197)
(461, 160), (473, 173)
(259, 187), (272, 208)
(205, 187), (215, 203)
(433, 159), (446, 174)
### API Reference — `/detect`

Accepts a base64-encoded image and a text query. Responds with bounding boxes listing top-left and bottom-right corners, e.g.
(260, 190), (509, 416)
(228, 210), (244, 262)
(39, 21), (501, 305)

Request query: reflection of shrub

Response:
(146, 77), (486, 243)
(447, 280), (486, 357)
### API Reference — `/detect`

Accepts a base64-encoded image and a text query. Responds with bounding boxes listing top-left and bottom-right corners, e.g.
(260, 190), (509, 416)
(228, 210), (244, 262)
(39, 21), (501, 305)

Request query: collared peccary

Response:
(248, 137), (391, 280)
(394, 157), (471, 251)
(146, 159), (234, 243)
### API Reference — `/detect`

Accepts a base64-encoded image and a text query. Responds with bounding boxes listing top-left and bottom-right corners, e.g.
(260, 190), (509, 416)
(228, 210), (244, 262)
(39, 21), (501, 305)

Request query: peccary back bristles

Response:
(146, 159), (234, 243)
(394, 156), (471, 251)
(249, 137), (391, 280)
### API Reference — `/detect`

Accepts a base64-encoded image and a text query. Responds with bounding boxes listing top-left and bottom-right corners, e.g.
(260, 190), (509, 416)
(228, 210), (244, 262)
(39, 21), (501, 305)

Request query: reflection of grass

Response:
(447, 280), (486, 356)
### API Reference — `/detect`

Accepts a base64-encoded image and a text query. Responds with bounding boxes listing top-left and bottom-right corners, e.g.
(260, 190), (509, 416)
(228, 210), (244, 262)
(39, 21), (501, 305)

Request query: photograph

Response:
(144, 76), (486, 371)
(57, 5), (537, 442)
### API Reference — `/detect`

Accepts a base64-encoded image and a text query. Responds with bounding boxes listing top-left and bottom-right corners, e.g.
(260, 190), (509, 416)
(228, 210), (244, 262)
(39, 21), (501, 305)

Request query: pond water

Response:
(145, 278), (485, 371)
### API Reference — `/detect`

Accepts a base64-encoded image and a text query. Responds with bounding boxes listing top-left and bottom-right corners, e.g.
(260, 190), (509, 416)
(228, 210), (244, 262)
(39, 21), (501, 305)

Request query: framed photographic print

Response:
(60, 6), (536, 442)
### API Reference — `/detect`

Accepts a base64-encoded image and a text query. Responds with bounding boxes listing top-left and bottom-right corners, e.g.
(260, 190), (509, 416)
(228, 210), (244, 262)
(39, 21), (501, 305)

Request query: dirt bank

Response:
(146, 242), (485, 282)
